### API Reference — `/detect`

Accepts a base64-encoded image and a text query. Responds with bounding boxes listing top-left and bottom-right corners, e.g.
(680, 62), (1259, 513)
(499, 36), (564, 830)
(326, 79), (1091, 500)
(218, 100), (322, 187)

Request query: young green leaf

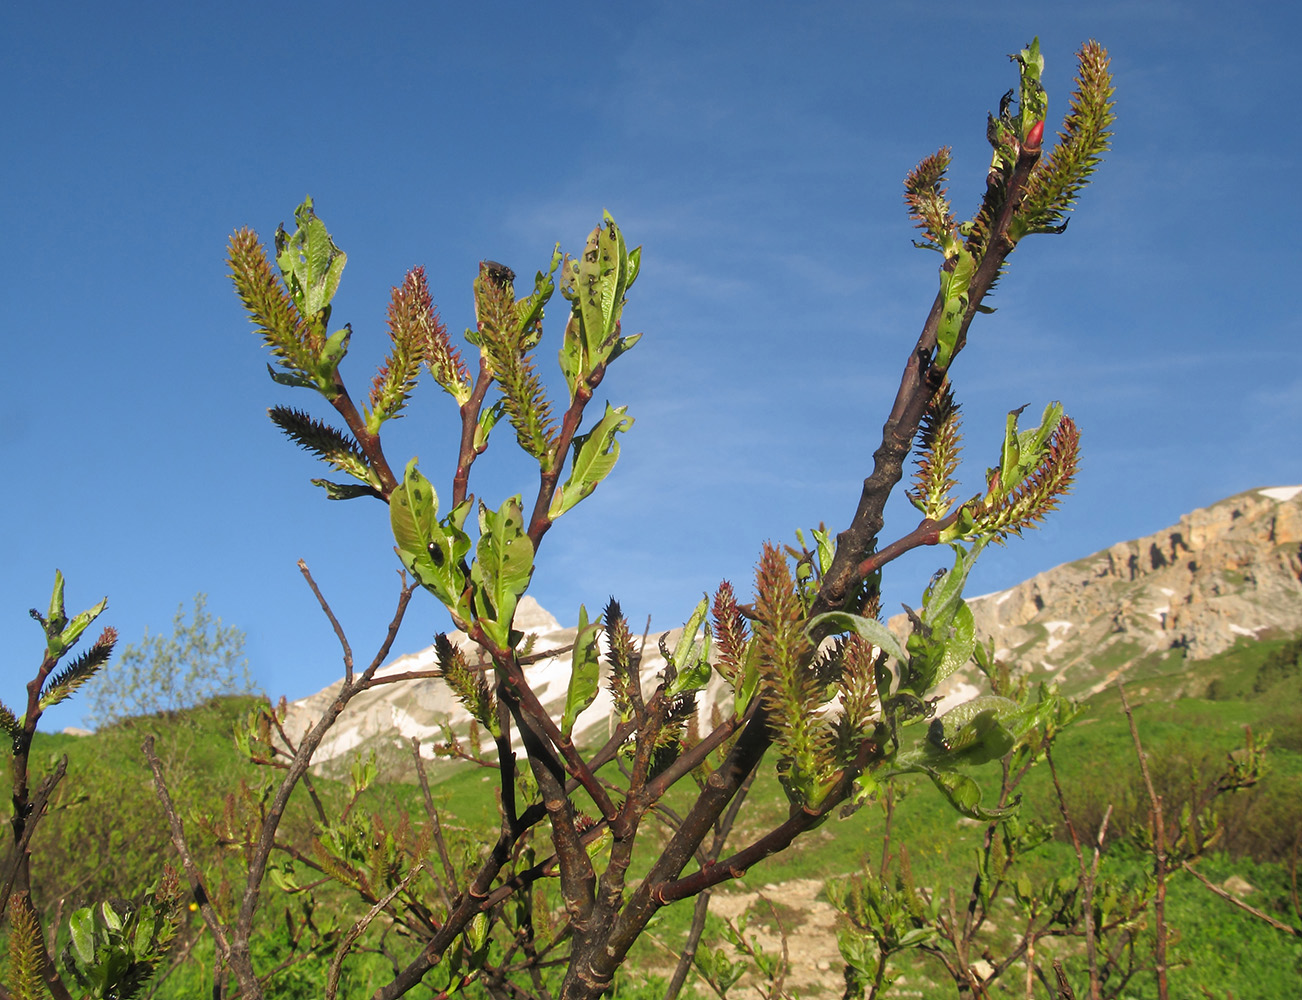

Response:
(665, 596), (712, 697)
(562, 604), (603, 737)
(469, 495), (534, 649)
(548, 402), (634, 519)
(47, 594), (108, 660)
(47, 569), (67, 633)
(311, 479), (383, 501)
(922, 542), (983, 631)
(934, 246), (976, 368)
(274, 196), (347, 322)
(925, 695), (1021, 766)
(474, 399), (506, 452)
(1011, 38), (1048, 141)
(559, 213), (641, 394)
(806, 611), (908, 667)
(922, 768), (1018, 821)
(390, 459), (472, 622)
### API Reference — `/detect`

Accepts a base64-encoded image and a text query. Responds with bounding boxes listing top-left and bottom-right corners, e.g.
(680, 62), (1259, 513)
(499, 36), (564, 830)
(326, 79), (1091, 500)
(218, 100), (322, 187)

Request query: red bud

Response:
(1024, 120), (1045, 152)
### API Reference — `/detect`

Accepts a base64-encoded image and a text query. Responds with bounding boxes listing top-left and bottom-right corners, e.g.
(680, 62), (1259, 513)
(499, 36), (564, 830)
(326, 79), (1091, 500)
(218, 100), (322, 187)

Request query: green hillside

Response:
(3, 638), (1299, 998)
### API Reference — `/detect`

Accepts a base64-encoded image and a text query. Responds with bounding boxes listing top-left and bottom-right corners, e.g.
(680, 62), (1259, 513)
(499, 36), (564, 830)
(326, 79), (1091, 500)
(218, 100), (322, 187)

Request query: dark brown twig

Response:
(297, 558), (355, 683)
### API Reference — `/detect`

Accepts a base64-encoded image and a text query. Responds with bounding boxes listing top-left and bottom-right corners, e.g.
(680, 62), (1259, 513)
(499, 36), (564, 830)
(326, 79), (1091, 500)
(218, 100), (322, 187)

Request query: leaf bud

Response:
(1024, 120), (1045, 152)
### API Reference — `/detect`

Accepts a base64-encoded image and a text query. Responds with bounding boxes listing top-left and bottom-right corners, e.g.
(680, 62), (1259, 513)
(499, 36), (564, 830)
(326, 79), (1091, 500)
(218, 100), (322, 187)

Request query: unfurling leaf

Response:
(38, 572), (108, 660)
(664, 596), (712, 698)
(958, 404), (1080, 542)
(311, 479), (383, 501)
(548, 402), (635, 519)
(469, 496), (534, 649)
(896, 543), (983, 695)
(562, 605), (602, 737)
(474, 399), (506, 452)
(274, 196), (347, 322)
(923, 768), (1018, 821)
(935, 247), (976, 368)
(1010, 38), (1048, 144)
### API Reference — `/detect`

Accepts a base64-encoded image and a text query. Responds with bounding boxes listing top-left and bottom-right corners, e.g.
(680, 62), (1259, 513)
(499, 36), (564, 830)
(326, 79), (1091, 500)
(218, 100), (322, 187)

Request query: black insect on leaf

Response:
(481, 260), (516, 288)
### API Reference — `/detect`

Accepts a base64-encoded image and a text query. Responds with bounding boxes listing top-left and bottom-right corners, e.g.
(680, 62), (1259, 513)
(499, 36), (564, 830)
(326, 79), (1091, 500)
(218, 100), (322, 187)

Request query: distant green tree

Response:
(84, 594), (257, 727)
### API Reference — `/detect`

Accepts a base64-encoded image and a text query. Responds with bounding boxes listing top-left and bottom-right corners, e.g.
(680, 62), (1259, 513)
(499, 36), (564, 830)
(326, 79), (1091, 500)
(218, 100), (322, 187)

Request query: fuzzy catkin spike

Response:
(383, 267), (469, 410)
(753, 543), (819, 772)
(0, 700), (19, 740)
(367, 270), (433, 429)
(228, 229), (317, 375)
(39, 626), (117, 711)
(434, 634), (496, 735)
(268, 406), (375, 485)
(474, 268), (556, 460)
(711, 581), (750, 684)
(603, 597), (638, 719)
(903, 147), (957, 254)
(908, 381), (963, 519)
(976, 416), (1080, 541)
(7, 902), (51, 1000)
(1019, 41), (1115, 236)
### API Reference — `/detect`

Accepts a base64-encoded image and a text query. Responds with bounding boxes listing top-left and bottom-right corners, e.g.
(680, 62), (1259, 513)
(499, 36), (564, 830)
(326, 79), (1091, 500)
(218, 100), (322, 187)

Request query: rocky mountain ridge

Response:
(911, 484), (1302, 700)
(283, 485), (1302, 772)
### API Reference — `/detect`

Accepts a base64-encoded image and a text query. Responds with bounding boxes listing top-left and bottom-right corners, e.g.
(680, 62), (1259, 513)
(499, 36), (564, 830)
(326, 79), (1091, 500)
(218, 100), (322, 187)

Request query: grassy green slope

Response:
(2, 638), (1298, 998)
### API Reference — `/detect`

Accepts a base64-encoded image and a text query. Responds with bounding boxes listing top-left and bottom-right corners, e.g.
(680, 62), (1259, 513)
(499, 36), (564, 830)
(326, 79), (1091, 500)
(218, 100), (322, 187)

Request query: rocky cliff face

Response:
(285, 486), (1302, 771)
(901, 485), (1302, 697)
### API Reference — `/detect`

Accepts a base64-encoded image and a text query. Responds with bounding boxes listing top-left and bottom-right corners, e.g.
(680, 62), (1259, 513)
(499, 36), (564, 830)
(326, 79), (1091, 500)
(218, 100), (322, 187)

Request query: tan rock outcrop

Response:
(893, 486), (1302, 696)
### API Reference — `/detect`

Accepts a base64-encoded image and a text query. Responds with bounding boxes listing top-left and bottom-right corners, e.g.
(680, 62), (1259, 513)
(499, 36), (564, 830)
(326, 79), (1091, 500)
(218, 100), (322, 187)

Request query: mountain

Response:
(281, 596), (718, 777)
(901, 485), (1302, 703)
(283, 486), (1302, 773)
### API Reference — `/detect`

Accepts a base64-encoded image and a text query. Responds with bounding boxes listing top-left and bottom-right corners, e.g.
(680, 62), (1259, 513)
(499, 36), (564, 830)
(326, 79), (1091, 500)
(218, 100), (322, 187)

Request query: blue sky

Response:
(4, 2), (1298, 729)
